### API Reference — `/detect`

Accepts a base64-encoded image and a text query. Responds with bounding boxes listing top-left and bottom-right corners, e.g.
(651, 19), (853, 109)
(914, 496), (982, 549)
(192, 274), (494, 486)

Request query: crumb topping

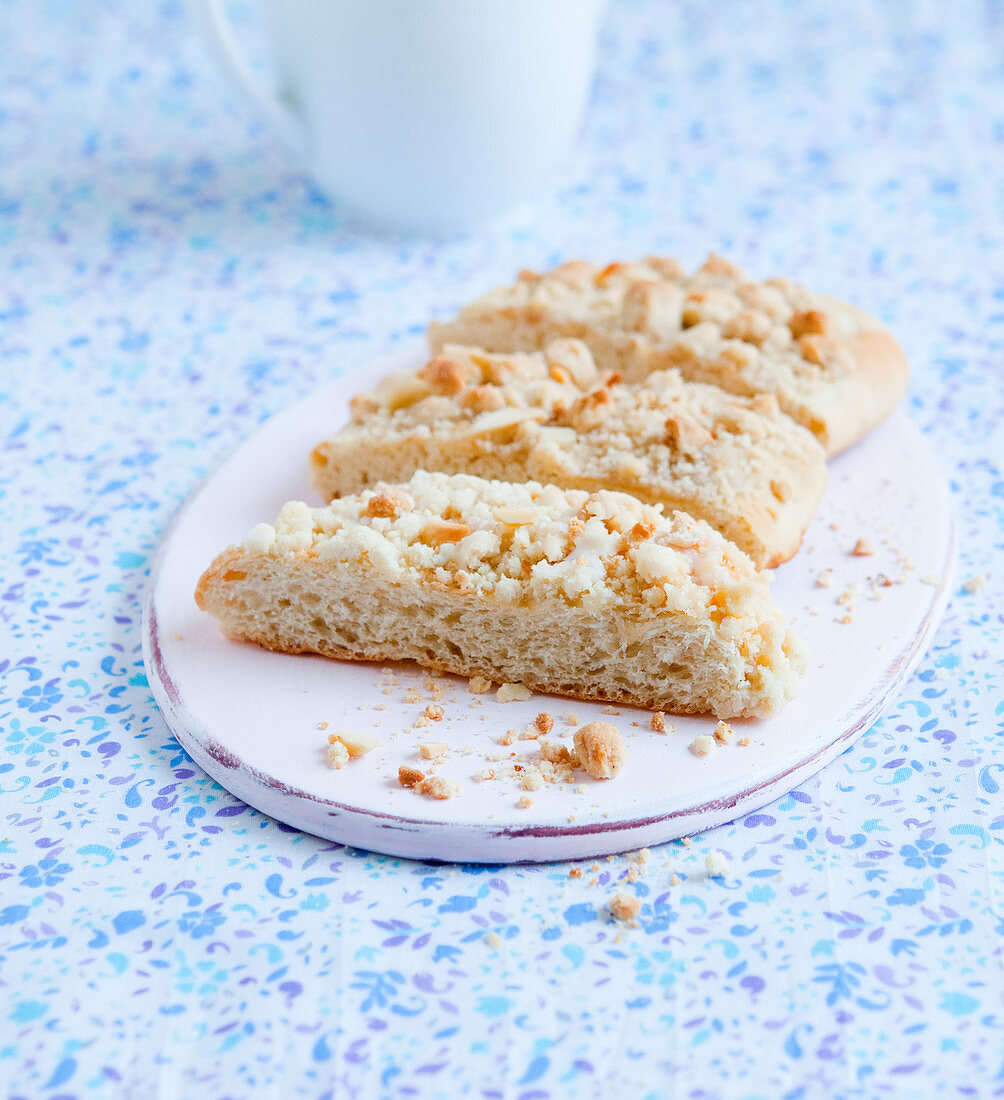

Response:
(450, 255), (876, 383)
(238, 470), (767, 618)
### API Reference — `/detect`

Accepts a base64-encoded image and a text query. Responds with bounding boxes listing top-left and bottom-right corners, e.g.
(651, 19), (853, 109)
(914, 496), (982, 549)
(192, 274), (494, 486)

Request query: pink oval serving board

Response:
(143, 344), (955, 862)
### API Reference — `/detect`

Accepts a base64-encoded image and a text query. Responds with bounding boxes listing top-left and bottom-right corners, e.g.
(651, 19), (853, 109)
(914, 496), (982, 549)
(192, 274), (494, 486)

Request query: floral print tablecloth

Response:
(1, 2), (1002, 1097)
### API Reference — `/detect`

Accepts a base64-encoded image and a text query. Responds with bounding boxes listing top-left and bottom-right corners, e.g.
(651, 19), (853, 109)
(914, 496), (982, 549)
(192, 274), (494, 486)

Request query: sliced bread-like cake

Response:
(310, 341), (827, 568)
(428, 255), (908, 456)
(195, 470), (808, 718)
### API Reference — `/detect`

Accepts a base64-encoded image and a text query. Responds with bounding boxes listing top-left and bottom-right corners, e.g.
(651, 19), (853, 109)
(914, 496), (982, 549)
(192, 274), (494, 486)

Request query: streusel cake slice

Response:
(428, 255), (908, 456)
(196, 471), (807, 718)
(310, 341), (826, 568)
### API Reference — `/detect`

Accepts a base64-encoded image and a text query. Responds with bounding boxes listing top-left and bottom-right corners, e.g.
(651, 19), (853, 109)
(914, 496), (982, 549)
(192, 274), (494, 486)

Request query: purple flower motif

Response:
(19, 858), (71, 889)
(178, 907), (226, 938)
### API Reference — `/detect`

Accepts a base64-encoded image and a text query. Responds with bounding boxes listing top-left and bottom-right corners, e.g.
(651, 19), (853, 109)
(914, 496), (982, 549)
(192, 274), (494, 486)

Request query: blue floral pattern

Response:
(1, 1), (1002, 1096)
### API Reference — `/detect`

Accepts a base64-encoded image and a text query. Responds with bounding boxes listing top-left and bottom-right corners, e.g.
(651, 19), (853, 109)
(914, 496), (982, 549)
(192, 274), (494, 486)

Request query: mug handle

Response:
(194, 0), (305, 153)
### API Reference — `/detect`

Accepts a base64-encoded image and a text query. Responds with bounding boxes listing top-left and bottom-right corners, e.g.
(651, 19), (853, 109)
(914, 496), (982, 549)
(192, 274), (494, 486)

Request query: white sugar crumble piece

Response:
(737, 736), (751, 747)
(689, 734), (715, 756)
(521, 768), (544, 791)
(497, 682), (532, 703)
(563, 711), (581, 726)
(713, 720), (733, 744)
(172, 632), (183, 642)
(328, 730), (378, 757)
(416, 775), (462, 799)
(815, 568), (835, 588)
(517, 795), (533, 809)
(573, 722), (626, 779)
(602, 705), (621, 716)
(608, 893), (641, 922)
(326, 740), (350, 769)
(705, 851), (732, 878)
(418, 742), (448, 760)
(473, 768), (495, 782)
(669, 873), (681, 886)
(317, 720), (329, 730)
(963, 575), (986, 593)
(398, 765), (425, 788)
(519, 724), (542, 741)
(575, 783), (589, 794)
(498, 728), (517, 746)
(483, 931), (503, 948)
(851, 538), (875, 557)
(650, 711), (666, 732)
(423, 704), (444, 721)
(921, 575), (940, 586)
(469, 675), (493, 695)
(242, 522), (276, 553)
(637, 848), (650, 862)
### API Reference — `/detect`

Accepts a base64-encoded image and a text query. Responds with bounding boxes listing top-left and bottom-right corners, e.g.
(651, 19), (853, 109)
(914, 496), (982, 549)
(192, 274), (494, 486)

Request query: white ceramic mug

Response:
(197, 0), (606, 234)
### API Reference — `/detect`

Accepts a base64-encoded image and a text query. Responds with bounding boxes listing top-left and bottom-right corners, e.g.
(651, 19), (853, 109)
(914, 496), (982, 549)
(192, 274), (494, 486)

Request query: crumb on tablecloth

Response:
(705, 851), (732, 878)
(609, 893), (641, 922)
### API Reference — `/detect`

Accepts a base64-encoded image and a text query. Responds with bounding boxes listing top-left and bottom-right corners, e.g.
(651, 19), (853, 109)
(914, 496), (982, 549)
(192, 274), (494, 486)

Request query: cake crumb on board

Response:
(497, 682), (532, 703)
(573, 722), (626, 779)
(689, 734), (715, 756)
(327, 731), (378, 758)
(713, 720), (733, 744)
(416, 776), (461, 799)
